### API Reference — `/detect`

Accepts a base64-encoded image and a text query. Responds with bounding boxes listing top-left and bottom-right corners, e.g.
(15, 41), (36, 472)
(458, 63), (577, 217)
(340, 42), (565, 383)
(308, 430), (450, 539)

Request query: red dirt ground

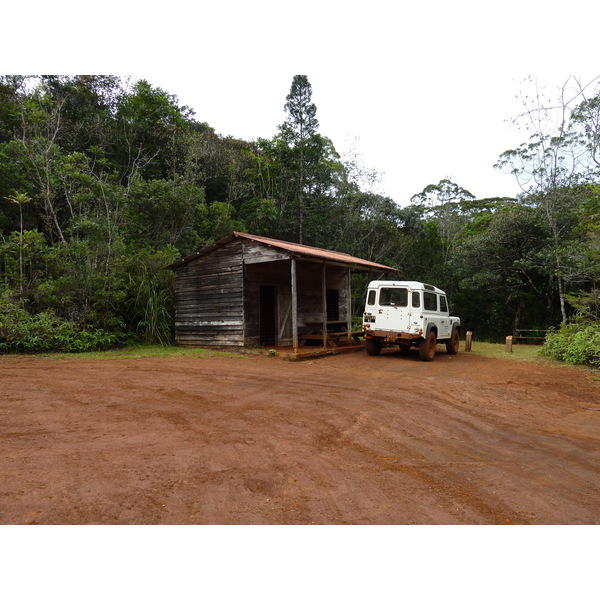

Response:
(1, 348), (599, 524)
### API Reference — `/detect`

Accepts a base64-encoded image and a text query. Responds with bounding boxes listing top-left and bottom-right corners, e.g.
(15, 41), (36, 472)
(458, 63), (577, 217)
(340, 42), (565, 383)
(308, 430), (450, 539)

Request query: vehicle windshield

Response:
(379, 287), (408, 307)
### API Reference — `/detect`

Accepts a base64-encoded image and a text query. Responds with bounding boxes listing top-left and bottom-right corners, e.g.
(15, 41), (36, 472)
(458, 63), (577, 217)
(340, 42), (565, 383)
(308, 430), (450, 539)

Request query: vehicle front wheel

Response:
(446, 329), (460, 354)
(366, 338), (382, 356)
(418, 331), (437, 361)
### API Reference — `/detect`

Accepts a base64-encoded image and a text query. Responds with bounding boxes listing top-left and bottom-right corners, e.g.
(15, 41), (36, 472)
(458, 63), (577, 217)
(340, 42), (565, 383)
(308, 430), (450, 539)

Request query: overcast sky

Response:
(5, 1), (599, 207)
(149, 69), (528, 204)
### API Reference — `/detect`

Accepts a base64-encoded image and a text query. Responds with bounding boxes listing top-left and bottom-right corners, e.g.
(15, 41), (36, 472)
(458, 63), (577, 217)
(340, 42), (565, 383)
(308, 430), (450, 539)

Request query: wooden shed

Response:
(168, 232), (395, 350)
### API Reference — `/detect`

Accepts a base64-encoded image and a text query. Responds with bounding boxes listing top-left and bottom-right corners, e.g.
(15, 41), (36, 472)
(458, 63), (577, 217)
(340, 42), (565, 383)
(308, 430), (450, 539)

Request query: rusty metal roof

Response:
(169, 231), (396, 272)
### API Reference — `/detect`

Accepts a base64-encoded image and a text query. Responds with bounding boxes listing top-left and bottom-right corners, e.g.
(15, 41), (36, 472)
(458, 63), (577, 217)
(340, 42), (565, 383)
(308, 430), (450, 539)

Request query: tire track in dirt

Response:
(312, 410), (531, 524)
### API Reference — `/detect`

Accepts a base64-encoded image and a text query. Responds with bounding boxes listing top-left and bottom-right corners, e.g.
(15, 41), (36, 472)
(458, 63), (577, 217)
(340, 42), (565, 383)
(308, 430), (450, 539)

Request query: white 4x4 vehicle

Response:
(362, 281), (460, 361)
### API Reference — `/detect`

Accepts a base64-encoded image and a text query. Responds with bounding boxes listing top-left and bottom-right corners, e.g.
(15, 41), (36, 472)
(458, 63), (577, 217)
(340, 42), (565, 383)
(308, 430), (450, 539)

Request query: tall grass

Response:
(127, 250), (177, 345)
(468, 341), (550, 363)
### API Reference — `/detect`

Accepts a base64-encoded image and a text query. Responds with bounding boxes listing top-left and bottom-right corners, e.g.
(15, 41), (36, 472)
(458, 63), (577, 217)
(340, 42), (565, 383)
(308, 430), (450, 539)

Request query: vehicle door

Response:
(377, 286), (409, 331)
(438, 295), (451, 338)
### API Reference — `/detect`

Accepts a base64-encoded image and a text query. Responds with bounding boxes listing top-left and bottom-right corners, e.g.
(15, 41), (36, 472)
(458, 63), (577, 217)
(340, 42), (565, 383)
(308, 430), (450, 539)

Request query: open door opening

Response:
(326, 289), (339, 322)
(259, 285), (277, 346)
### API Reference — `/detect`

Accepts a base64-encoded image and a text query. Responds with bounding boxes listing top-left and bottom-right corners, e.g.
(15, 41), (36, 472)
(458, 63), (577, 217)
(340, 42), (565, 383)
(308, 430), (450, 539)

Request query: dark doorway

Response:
(259, 285), (277, 346)
(326, 289), (339, 321)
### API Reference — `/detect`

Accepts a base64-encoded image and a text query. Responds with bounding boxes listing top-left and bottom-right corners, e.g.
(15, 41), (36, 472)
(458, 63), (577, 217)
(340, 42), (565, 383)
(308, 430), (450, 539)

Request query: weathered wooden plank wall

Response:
(295, 263), (348, 326)
(174, 240), (244, 347)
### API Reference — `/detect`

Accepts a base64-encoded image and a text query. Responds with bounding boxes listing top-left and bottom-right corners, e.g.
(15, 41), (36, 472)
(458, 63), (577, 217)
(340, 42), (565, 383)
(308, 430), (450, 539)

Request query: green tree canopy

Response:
(0, 73), (598, 353)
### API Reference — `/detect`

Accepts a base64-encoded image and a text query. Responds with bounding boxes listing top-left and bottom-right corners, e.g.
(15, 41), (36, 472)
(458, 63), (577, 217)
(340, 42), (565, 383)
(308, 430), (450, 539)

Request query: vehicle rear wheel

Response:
(418, 331), (436, 361)
(366, 338), (382, 356)
(446, 329), (460, 354)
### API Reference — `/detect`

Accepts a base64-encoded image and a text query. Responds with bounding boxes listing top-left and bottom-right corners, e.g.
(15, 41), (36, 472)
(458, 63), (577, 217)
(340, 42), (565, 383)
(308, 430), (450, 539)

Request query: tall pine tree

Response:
(279, 75), (320, 243)
(281, 75), (319, 146)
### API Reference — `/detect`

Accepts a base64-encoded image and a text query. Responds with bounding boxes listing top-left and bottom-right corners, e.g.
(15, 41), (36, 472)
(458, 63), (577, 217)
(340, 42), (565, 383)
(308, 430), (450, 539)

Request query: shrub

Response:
(0, 292), (123, 353)
(541, 319), (600, 368)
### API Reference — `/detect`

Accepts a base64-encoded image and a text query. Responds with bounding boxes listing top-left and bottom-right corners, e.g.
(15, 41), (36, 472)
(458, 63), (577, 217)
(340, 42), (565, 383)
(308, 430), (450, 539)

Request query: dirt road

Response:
(1, 348), (599, 524)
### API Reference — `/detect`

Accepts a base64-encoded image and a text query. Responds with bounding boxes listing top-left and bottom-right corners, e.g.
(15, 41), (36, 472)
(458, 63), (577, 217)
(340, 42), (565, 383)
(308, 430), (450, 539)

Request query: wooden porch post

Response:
(346, 268), (352, 345)
(322, 262), (328, 349)
(291, 257), (298, 353)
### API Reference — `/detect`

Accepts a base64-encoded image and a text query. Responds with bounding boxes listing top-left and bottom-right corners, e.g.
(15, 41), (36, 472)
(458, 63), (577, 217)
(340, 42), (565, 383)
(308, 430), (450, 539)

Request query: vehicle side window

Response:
(412, 291), (420, 308)
(379, 287), (408, 307)
(423, 292), (438, 311)
(439, 295), (448, 313)
(367, 290), (376, 305)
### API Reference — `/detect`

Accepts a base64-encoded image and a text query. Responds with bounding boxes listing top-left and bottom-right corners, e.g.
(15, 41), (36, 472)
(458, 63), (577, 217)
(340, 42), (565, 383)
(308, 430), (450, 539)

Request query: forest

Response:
(0, 75), (598, 364)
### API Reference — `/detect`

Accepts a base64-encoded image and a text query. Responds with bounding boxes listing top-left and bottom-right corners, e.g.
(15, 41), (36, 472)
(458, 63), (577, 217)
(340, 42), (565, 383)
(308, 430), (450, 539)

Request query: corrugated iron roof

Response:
(169, 231), (396, 272)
